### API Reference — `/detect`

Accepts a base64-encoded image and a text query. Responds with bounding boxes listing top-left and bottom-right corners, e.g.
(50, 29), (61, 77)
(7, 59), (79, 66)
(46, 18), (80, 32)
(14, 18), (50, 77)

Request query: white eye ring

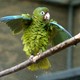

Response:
(40, 11), (45, 15)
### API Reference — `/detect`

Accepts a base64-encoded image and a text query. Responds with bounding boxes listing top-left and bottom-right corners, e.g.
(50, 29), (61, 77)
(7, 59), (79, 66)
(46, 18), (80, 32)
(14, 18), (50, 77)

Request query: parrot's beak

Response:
(44, 12), (50, 20)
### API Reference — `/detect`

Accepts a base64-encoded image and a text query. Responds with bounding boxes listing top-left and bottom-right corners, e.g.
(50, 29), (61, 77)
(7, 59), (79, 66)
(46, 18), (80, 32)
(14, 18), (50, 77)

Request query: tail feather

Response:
(27, 58), (51, 71)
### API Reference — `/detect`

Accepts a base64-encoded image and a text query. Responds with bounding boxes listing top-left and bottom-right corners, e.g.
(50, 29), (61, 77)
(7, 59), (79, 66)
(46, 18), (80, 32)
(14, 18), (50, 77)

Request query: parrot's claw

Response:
(29, 53), (41, 63)
(37, 52), (41, 55)
(29, 55), (34, 61)
(29, 55), (37, 63)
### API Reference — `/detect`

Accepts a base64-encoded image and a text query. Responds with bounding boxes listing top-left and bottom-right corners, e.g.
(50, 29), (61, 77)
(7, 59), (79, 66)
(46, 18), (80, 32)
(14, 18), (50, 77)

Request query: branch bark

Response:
(0, 33), (80, 77)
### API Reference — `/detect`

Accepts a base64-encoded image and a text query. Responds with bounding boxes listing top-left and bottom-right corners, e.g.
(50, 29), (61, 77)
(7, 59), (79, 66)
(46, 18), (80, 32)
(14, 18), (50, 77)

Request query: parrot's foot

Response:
(29, 52), (42, 63)
(29, 55), (37, 63)
(30, 55), (34, 59)
(29, 55), (34, 61)
(37, 52), (42, 58)
(37, 52), (41, 55)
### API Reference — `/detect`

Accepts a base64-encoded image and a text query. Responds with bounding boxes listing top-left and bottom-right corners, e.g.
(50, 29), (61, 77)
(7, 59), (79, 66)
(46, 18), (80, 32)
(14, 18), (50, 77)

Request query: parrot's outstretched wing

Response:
(0, 14), (32, 34)
(47, 21), (72, 45)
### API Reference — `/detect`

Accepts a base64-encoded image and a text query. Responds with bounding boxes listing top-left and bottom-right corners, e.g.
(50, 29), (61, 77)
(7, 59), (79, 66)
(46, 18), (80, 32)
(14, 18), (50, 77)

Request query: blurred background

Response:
(0, 0), (80, 80)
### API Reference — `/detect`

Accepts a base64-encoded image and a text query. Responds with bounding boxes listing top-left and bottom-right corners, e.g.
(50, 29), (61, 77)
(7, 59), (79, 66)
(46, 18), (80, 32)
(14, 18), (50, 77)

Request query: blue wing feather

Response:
(0, 15), (32, 34)
(0, 15), (23, 22)
(0, 15), (30, 22)
(50, 22), (72, 37)
(48, 21), (72, 45)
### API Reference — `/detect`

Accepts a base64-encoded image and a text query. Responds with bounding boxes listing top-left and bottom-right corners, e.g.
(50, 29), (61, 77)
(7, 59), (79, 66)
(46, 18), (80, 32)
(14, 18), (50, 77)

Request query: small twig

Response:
(0, 33), (80, 77)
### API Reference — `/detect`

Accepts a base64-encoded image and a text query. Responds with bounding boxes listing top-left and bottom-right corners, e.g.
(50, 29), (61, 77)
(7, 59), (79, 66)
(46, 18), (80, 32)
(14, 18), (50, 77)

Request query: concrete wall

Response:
(73, 5), (80, 67)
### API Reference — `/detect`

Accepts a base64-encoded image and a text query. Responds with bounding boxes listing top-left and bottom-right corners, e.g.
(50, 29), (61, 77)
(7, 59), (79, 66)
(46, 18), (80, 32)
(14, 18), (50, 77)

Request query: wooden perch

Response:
(0, 33), (80, 77)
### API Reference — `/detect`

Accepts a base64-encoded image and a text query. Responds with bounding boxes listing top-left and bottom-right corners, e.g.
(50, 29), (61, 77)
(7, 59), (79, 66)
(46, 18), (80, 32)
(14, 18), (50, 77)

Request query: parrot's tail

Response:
(27, 58), (51, 71)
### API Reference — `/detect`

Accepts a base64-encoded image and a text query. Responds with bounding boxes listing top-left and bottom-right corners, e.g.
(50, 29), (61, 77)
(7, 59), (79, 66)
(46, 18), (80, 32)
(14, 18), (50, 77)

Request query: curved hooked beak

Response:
(44, 12), (50, 20)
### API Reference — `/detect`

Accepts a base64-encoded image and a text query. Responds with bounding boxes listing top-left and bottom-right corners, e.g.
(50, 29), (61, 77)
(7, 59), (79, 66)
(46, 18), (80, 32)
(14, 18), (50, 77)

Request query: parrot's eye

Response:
(40, 11), (45, 15)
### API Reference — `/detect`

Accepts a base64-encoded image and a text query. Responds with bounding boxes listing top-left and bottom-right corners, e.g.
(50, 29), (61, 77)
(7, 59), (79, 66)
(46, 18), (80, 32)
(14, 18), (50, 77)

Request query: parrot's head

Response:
(33, 7), (50, 22)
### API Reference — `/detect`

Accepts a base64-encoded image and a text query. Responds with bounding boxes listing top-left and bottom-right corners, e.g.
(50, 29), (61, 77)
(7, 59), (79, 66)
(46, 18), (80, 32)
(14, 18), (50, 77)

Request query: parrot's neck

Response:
(32, 16), (48, 26)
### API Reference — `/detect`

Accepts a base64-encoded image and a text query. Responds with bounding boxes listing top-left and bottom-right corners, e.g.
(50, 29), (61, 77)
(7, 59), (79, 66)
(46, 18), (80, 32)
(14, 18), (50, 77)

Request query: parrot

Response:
(0, 7), (72, 71)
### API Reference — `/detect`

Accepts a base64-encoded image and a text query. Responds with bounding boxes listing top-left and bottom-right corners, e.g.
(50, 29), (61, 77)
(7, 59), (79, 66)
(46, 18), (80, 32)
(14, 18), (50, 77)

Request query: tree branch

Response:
(0, 33), (80, 77)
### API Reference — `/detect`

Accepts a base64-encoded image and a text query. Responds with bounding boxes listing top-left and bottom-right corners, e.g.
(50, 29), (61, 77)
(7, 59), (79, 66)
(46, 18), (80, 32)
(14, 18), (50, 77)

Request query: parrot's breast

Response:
(22, 22), (49, 56)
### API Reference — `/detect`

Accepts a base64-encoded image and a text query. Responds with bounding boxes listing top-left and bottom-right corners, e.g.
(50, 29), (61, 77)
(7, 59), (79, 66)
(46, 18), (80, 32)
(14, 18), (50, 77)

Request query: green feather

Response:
(0, 7), (72, 71)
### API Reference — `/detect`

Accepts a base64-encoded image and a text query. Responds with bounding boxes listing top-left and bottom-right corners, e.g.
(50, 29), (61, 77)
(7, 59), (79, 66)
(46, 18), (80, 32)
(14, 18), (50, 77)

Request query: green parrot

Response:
(0, 7), (72, 71)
